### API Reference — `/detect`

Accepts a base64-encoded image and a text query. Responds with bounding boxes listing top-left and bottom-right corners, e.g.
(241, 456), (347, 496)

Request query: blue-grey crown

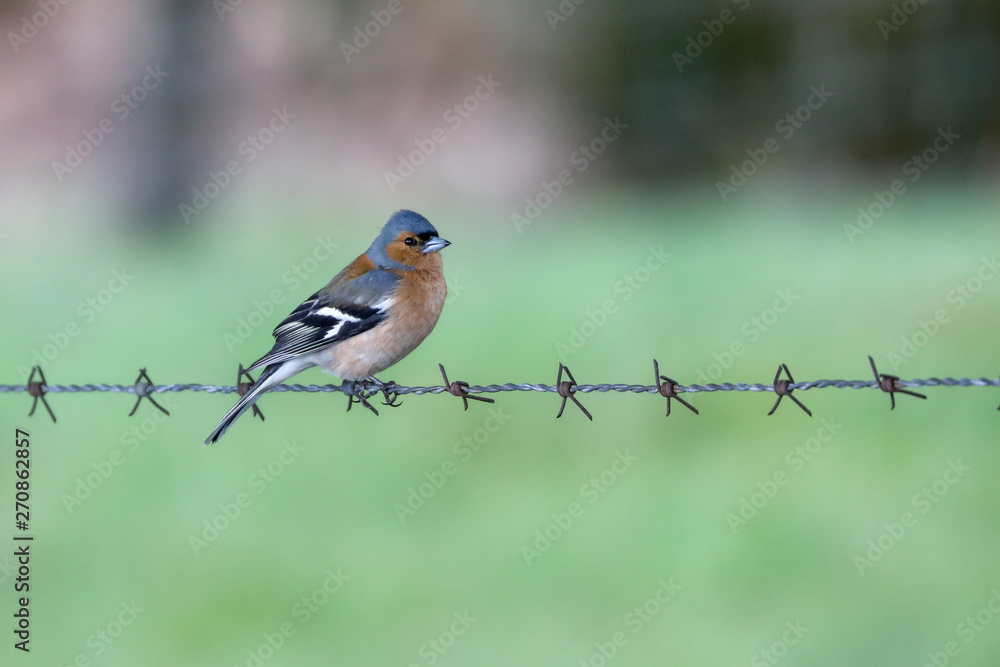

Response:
(367, 210), (438, 270)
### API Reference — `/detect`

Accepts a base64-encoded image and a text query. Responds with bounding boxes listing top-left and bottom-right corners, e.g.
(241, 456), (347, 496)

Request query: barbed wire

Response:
(3, 358), (999, 424)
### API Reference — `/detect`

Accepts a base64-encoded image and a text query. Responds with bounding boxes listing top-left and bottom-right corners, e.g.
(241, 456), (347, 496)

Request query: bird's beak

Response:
(422, 236), (450, 254)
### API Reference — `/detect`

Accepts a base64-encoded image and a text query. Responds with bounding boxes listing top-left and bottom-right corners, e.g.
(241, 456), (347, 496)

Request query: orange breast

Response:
(320, 265), (447, 380)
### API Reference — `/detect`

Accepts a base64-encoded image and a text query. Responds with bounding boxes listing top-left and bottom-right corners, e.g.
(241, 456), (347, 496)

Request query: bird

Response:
(205, 210), (449, 444)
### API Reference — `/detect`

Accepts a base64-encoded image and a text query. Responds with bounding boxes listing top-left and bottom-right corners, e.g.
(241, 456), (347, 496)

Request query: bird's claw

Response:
(343, 377), (402, 414)
(369, 377), (403, 408)
(344, 380), (380, 416)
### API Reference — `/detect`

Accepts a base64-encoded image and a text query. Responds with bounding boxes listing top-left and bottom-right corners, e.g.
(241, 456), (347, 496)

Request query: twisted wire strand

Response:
(1, 376), (998, 396)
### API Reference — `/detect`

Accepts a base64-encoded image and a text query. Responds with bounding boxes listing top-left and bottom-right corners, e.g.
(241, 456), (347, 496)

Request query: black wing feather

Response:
(247, 292), (387, 371)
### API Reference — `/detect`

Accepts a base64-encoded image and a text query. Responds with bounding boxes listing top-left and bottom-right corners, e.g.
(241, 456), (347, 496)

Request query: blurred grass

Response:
(3, 187), (1000, 665)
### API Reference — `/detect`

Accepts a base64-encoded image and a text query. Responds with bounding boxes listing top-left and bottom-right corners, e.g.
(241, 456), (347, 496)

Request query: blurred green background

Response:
(2, 0), (1000, 665)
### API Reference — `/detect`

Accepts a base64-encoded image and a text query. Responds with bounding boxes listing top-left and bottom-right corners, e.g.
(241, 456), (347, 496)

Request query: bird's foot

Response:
(343, 380), (380, 416)
(368, 376), (403, 407)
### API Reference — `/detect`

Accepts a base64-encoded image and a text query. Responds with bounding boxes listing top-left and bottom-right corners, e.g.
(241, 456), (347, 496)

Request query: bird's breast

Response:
(320, 268), (447, 380)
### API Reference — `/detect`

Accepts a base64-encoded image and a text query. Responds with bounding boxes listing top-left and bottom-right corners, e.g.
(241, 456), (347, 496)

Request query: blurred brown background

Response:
(2, 0), (997, 232)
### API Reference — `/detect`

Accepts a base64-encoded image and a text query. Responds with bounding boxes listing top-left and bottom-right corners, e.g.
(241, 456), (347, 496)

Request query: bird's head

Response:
(369, 210), (450, 271)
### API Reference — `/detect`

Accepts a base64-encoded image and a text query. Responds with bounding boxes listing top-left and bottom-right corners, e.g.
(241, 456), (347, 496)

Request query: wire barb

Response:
(236, 364), (265, 422)
(439, 364), (495, 410)
(868, 355), (927, 410)
(128, 368), (170, 417)
(555, 363), (593, 421)
(767, 363), (812, 417)
(653, 359), (698, 417)
(26, 366), (56, 423)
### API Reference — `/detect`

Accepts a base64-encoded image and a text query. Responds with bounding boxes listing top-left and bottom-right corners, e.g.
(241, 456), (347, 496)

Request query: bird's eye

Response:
(404, 237), (416, 246)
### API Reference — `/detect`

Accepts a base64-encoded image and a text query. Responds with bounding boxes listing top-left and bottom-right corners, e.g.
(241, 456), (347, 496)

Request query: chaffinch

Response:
(205, 210), (449, 444)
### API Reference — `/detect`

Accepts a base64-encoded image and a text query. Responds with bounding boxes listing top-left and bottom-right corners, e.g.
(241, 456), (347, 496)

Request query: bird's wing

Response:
(247, 269), (399, 370)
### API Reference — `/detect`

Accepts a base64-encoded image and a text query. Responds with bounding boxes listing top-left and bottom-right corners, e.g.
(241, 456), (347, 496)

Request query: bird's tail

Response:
(204, 361), (302, 445)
